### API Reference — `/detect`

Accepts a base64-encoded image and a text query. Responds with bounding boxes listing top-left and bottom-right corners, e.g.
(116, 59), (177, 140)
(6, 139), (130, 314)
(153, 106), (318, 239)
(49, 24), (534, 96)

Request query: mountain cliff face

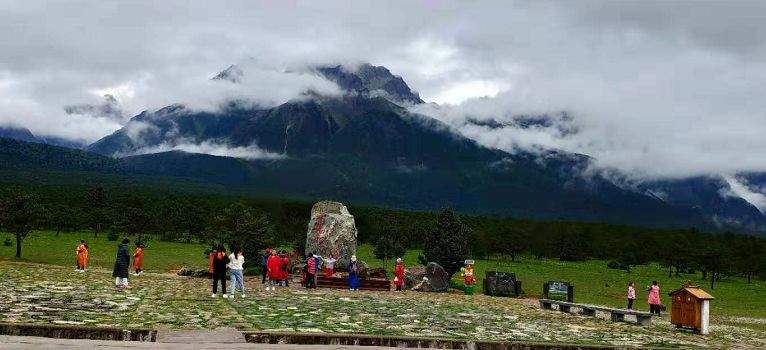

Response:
(9, 63), (766, 233)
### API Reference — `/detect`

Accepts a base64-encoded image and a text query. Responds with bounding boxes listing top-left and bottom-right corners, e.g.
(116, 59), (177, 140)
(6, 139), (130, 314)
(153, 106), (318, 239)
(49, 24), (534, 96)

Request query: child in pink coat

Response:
(627, 281), (635, 310)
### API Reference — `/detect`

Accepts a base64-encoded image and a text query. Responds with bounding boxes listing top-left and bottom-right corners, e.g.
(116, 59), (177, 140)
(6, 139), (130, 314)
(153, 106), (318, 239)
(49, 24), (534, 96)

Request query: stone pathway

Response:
(0, 335), (382, 349)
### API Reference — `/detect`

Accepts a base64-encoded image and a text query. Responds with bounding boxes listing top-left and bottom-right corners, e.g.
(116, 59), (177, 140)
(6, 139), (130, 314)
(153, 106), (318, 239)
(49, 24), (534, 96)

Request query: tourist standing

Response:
(112, 239), (131, 288)
(313, 253), (322, 287)
(229, 248), (245, 298)
(260, 248), (271, 284)
(348, 255), (360, 291)
(266, 249), (281, 291)
(394, 258), (405, 291)
(76, 240), (88, 272)
(323, 255), (337, 278)
(211, 245), (230, 298)
(132, 243), (144, 276)
(627, 281), (636, 310)
(647, 281), (661, 316)
(279, 250), (290, 287)
(208, 245), (218, 287)
(305, 252), (317, 289)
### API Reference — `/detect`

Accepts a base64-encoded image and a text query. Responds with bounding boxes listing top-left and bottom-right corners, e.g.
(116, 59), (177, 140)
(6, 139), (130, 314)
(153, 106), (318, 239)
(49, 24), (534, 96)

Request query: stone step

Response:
(157, 327), (245, 343)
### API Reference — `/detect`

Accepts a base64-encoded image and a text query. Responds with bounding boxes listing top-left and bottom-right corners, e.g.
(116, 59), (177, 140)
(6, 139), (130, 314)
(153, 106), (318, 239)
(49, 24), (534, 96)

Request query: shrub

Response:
(3, 238), (12, 247)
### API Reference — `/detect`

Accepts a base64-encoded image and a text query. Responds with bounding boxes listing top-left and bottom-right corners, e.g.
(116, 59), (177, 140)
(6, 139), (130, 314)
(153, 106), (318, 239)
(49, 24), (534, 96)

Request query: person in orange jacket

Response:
(394, 258), (405, 291)
(208, 245), (218, 287)
(132, 243), (144, 276)
(76, 240), (89, 272)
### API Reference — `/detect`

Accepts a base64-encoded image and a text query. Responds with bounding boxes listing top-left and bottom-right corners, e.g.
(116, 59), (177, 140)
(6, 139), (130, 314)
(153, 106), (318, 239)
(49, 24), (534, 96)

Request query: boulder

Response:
(483, 271), (522, 297)
(405, 262), (449, 292)
(305, 201), (358, 268)
(177, 267), (209, 278)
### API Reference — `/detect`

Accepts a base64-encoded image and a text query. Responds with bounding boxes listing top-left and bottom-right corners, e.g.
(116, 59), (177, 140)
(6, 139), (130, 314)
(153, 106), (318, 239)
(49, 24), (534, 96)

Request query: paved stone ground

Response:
(1, 262), (765, 348)
(157, 327), (245, 343)
(0, 335), (389, 349)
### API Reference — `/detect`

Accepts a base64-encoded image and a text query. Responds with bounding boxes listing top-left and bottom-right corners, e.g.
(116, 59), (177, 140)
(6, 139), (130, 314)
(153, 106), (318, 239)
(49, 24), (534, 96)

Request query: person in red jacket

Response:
(394, 258), (405, 291)
(266, 250), (281, 291)
(279, 250), (290, 287)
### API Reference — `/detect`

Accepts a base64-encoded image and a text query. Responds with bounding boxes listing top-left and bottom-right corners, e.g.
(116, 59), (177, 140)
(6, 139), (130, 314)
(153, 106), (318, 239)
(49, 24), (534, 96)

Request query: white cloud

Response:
(724, 175), (766, 214)
(121, 140), (284, 160)
(0, 1), (765, 178)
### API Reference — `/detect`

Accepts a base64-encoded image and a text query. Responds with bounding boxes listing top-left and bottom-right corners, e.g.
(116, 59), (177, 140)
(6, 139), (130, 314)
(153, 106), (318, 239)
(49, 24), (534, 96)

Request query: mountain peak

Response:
(315, 63), (424, 105)
(212, 64), (245, 83)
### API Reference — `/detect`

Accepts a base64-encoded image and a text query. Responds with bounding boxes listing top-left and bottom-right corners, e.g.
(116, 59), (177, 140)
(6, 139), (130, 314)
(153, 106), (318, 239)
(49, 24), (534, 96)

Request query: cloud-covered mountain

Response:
(73, 63), (766, 233)
(0, 125), (88, 149)
(0, 63), (761, 234)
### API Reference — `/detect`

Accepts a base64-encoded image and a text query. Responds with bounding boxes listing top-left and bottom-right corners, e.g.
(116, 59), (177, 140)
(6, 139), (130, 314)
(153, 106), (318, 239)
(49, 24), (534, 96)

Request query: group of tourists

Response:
(75, 238), (144, 288)
(94, 238), (666, 317)
(626, 280), (663, 315)
(264, 248), (292, 290)
(208, 245), (247, 298)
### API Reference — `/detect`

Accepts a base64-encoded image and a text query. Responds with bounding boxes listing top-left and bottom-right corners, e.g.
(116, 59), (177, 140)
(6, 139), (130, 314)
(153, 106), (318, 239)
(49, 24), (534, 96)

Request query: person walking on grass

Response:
(647, 280), (661, 316)
(76, 240), (89, 272)
(229, 247), (245, 298)
(112, 239), (131, 289)
(394, 258), (405, 291)
(132, 243), (144, 276)
(348, 255), (360, 291)
(627, 281), (636, 310)
(211, 245), (230, 298)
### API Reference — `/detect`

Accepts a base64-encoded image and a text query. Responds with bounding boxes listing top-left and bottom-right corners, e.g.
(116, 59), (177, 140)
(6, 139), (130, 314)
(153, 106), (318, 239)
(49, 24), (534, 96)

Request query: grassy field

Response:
(3, 231), (766, 319)
(0, 231), (208, 273)
(356, 245), (766, 319)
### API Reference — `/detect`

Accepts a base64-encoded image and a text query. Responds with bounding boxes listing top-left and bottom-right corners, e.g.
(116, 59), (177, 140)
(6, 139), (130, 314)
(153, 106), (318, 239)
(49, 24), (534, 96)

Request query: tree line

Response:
(1, 184), (765, 288)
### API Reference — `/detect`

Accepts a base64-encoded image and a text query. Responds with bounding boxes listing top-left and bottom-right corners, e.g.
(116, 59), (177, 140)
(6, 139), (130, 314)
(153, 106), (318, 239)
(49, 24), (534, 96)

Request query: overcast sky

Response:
(1, 1), (766, 179)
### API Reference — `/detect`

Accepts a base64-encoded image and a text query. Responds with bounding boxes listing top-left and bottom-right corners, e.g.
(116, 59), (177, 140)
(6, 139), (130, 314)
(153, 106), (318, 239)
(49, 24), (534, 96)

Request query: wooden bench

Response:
(539, 299), (652, 326)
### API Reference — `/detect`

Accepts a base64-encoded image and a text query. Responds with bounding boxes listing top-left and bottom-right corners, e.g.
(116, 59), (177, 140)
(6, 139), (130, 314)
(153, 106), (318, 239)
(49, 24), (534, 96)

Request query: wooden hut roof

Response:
(669, 286), (715, 300)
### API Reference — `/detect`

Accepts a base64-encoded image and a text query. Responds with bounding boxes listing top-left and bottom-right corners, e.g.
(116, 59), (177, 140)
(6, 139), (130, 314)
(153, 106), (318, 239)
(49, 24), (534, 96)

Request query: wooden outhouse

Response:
(669, 285), (714, 334)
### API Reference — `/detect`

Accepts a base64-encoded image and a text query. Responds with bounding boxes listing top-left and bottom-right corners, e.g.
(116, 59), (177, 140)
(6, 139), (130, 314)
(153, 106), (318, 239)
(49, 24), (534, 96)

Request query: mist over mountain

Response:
(0, 62), (764, 233)
(55, 63), (761, 233)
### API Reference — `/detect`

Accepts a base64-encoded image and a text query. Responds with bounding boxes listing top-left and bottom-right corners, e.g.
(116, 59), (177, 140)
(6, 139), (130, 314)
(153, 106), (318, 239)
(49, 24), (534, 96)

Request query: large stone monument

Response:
(483, 271), (522, 297)
(305, 201), (358, 268)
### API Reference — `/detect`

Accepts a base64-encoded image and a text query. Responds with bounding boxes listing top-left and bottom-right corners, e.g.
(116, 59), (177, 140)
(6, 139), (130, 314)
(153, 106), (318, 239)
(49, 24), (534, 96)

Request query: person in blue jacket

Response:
(347, 255), (360, 291)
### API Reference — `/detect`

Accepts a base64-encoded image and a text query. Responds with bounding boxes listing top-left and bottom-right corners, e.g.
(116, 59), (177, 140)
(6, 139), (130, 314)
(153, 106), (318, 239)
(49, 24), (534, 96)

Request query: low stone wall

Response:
(242, 331), (633, 350)
(0, 323), (156, 342)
